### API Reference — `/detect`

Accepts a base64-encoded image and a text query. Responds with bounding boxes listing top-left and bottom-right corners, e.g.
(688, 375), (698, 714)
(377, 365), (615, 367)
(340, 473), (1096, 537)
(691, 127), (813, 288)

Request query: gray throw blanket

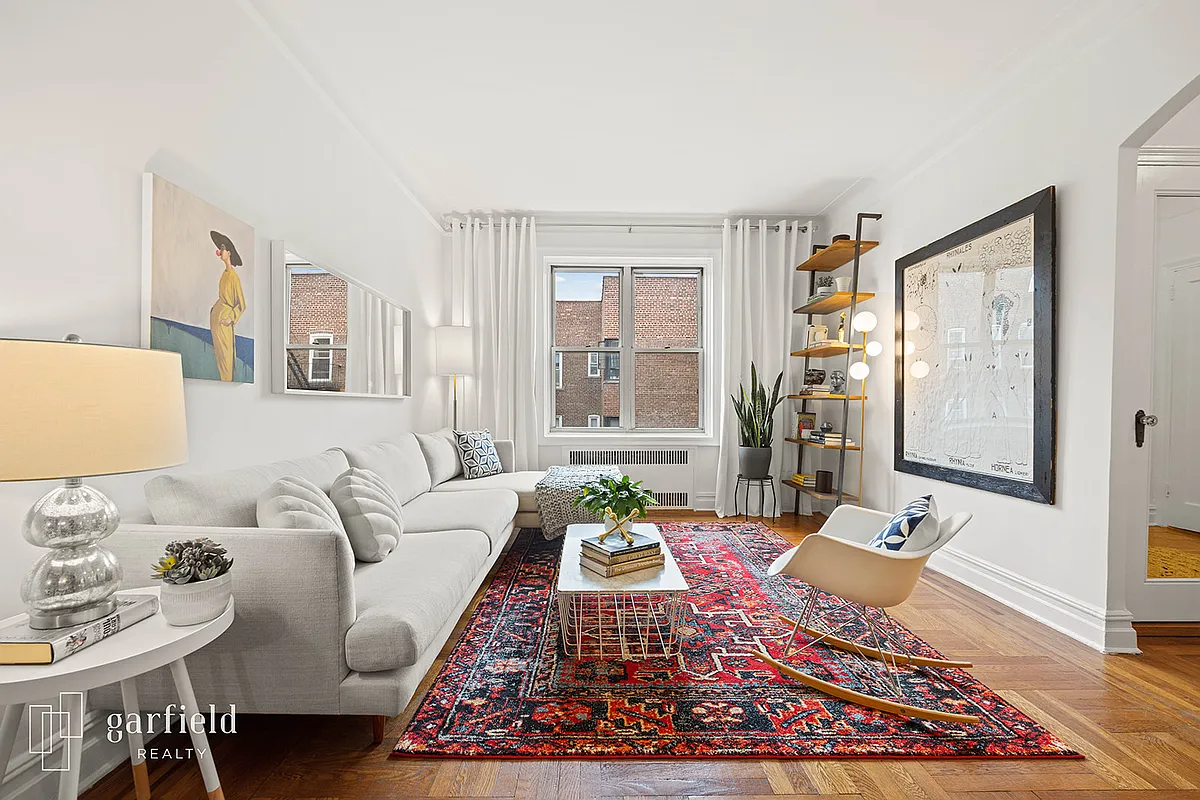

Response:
(535, 465), (622, 540)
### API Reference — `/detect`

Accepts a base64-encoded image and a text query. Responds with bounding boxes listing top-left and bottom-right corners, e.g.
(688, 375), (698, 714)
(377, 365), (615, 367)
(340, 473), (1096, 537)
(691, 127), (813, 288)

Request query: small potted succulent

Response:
(573, 475), (657, 543)
(151, 537), (234, 626)
(731, 362), (784, 479)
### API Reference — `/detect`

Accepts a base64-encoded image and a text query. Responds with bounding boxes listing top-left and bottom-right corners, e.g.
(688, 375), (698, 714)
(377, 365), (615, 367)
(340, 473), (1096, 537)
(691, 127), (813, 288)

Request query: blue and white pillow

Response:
(868, 495), (940, 552)
(454, 429), (504, 479)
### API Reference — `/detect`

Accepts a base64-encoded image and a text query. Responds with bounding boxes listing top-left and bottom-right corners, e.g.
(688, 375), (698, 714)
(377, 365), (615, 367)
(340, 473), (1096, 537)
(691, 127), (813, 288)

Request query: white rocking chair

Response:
(753, 504), (978, 724)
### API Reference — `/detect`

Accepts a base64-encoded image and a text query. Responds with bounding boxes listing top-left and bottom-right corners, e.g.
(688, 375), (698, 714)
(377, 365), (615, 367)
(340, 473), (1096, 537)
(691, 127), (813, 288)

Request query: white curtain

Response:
(346, 284), (393, 395)
(453, 216), (540, 470)
(715, 219), (812, 517)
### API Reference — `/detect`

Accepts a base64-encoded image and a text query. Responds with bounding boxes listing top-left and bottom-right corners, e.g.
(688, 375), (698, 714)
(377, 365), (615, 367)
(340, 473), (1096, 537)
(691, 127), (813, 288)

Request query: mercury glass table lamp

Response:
(0, 337), (187, 629)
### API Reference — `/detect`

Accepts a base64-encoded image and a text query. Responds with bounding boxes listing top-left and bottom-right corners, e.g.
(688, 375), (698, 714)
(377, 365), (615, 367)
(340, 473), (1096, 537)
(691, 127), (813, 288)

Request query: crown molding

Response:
(235, 0), (443, 234)
(1138, 146), (1200, 167)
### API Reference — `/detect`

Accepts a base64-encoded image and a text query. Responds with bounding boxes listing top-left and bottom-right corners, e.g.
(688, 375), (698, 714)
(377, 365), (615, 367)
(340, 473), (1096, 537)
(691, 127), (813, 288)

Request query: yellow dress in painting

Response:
(209, 267), (246, 381)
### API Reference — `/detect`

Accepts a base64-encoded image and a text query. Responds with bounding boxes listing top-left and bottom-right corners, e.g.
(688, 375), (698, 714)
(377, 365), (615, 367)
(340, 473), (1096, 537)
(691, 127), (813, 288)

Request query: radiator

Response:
(564, 448), (694, 509)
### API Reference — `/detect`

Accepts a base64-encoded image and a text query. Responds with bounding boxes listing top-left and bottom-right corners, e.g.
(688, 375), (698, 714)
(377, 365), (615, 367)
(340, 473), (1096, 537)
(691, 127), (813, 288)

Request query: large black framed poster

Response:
(894, 187), (1057, 504)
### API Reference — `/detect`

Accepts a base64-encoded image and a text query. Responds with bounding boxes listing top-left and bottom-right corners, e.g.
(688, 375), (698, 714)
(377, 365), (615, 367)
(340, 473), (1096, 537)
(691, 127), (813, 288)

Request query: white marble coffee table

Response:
(557, 522), (689, 660)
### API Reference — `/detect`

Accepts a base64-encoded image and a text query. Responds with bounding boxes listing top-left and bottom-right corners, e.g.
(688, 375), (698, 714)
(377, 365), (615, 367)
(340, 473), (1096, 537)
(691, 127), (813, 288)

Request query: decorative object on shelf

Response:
(142, 173), (255, 383)
(435, 325), (474, 428)
(796, 411), (816, 438)
(1, 337), (187, 630)
(814, 275), (834, 289)
(804, 368), (826, 385)
(829, 370), (847, 395)
(806, 324), (829, 348)
(831, 234), (851, 243)
(834, 276), (853, 293)
(837, 312), (847, 342)
(896, 187), (1057, 504)
(572, 474), (657, 543)
(0, 592), (159, 665)
(820, 421), (835, 434)
(152, 537), (234, 626)
(815, 470), (834, 494)
(731, 362), (785, 480)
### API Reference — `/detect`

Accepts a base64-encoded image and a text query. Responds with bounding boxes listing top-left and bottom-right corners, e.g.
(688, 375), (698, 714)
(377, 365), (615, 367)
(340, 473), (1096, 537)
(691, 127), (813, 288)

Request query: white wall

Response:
(1148, 92), (1200, 146)
(0, 0), (445, 619)
(822, 0), (1200, 651)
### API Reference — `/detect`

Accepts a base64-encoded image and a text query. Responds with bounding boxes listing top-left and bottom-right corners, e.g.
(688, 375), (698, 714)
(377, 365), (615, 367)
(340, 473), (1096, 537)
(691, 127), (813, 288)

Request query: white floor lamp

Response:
(434, 326), (473, 430)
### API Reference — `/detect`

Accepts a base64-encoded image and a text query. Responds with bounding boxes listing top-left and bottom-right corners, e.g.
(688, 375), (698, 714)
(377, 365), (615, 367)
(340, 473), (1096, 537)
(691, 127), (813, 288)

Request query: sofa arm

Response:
(93, 523), (356, 714)
(493, 439), (516, 473)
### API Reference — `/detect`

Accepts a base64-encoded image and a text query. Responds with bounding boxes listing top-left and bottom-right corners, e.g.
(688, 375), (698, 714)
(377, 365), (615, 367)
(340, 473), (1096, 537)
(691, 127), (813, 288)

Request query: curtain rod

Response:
(444, 220), (807, 233)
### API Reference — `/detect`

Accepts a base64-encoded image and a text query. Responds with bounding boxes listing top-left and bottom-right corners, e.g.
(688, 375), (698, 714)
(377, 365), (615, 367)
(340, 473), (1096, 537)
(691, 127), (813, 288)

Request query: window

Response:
(555, 415), (564, 428)
(309, 333), (333, 382)
(551, 264), (704, 431)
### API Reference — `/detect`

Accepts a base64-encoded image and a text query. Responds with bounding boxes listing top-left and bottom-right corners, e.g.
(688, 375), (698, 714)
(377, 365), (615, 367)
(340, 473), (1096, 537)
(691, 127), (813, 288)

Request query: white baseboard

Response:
(927, 546), (1140, 654)
(3, 711), (148, 800)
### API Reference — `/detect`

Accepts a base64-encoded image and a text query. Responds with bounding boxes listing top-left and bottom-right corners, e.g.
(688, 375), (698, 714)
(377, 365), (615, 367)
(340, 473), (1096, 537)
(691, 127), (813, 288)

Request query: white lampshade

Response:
(434, 326), (474, 376)
(848, 361), (870, 381)
(0, 339), (188, 481)
(851, 311), (877, 333)
(865, 340), (883, 357)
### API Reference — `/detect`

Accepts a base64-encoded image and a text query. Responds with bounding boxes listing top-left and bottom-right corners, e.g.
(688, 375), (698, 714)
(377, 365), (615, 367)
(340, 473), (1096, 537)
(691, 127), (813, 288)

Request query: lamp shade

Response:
(0, 339), (188, 481)
(434, 326), (473, 376)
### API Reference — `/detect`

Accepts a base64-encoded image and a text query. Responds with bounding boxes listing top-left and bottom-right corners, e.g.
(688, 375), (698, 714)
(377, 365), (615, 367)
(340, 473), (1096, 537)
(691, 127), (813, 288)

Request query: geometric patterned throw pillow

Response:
(867, 494), (940, 552)
(453, 429), (504, 479)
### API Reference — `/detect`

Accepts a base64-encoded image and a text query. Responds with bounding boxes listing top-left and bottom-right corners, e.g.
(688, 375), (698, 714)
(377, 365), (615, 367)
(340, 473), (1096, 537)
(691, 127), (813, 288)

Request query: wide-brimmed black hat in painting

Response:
(210, 230), (243, 266)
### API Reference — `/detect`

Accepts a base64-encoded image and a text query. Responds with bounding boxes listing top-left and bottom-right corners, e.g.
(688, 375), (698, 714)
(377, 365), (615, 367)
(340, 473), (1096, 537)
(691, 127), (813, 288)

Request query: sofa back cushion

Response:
(336, 434), (431, 505)
(257, 476), (346, 533)
(415, 429), (462, 486)
(145, 449), (350, 527)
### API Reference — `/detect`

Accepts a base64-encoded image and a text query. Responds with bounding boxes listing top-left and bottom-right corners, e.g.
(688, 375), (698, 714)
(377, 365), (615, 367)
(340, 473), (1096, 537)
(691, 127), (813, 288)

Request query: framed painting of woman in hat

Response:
(142, 174), (255, 383)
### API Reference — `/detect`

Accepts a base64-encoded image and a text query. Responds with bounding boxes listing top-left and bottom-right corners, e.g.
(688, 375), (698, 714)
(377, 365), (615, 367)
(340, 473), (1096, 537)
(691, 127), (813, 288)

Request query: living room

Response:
(2, 1), (1200, 798)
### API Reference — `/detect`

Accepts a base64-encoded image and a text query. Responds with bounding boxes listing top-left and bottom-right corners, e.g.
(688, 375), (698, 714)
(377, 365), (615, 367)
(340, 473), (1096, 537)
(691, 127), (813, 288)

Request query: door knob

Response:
(1135, 409), (1158, 448)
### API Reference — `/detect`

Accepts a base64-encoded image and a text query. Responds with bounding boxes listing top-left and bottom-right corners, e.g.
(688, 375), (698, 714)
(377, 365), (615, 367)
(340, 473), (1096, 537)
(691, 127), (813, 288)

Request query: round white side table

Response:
(0, 588), (233, 800)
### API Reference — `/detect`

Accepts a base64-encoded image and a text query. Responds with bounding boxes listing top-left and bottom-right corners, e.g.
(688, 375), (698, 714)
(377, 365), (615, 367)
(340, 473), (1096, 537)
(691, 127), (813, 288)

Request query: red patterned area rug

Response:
(393, 522), (1078, 759)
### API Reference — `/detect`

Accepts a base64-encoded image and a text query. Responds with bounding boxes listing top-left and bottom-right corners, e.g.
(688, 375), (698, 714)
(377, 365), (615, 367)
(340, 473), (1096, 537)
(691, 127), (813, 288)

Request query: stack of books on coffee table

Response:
(579, 532), (664, 578)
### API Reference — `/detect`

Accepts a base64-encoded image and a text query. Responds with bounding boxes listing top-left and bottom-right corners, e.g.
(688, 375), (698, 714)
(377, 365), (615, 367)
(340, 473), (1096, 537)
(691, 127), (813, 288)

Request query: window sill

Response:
(541, 430), (718, 448)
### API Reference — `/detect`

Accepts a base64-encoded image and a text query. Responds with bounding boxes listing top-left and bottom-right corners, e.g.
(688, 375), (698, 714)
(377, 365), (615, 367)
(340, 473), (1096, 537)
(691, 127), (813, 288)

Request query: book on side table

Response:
(580, 532), (664, 577)
(0, 592), (159, 665)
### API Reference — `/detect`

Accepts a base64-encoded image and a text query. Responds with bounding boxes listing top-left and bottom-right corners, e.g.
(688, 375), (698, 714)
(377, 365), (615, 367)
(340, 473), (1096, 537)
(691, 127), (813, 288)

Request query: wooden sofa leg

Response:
(371, 715), (389, 745)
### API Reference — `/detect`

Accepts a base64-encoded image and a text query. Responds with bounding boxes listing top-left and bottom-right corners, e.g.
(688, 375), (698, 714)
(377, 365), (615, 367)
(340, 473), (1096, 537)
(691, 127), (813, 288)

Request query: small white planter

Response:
(160, 573), (232, 627)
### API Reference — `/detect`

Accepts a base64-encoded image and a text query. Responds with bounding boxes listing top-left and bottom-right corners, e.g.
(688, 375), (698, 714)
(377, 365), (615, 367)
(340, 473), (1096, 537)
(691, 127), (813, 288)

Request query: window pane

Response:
(285, 347), (346, 391)
(554, 351), (621, 427)
(634, 271), (699, 348)
(554, 269), (620, 347)
(634, 352), (699, 429)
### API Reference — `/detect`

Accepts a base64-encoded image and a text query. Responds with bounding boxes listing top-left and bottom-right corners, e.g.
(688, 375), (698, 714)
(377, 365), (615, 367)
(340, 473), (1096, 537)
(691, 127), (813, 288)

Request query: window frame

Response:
(308, 332), (334, 383)
(587, 414), (602, 428)
(554, 352), (564, 388)
(549, 261), (706, 434)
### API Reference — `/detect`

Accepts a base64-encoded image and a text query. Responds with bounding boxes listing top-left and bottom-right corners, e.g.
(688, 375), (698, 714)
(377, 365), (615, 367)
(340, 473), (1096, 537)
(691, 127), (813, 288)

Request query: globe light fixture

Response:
(851, 311), (877, 333)
(865, 340), (883, 357)
(848, 360), (870, 381)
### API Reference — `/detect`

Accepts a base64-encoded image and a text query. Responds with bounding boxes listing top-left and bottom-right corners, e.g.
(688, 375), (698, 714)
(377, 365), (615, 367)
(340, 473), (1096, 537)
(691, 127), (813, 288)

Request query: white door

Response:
(1124, 167), (1200, 622)
(1162, 264), (1200, 532)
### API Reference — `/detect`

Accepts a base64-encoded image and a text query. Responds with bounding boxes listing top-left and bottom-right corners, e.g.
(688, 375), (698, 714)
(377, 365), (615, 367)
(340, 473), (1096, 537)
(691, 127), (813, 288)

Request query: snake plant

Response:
(731, 362), (784, 448)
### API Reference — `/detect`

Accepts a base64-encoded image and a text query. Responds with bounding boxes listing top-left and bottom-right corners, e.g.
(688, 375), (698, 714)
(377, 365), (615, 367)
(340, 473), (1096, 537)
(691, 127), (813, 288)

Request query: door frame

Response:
(1123, 171), (1200, 621)
(1153, 256), (1200, 530)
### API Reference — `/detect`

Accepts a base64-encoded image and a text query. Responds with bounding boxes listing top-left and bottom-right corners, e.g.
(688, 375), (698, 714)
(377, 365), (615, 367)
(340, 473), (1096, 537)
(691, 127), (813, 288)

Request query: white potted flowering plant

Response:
(151, 537), (234, 626)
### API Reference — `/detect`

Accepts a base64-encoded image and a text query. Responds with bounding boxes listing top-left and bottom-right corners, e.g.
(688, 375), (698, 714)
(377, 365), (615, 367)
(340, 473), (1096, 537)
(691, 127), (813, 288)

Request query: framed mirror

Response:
(270, 241), (411, 399)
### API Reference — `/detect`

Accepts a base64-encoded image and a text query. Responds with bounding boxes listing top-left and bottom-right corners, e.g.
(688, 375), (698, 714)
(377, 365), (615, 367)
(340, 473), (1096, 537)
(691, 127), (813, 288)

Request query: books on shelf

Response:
(791, 473), (817, 487)
(580, 552), (666, 578)
(0, 593), (159, 665)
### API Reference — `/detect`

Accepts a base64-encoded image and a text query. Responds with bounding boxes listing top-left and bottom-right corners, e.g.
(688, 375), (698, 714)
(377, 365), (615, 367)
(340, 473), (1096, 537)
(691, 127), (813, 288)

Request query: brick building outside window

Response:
(286, 268), (349, 391)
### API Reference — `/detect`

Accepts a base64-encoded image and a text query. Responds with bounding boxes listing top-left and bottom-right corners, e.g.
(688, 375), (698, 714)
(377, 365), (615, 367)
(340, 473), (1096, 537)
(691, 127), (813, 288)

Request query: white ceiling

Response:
(251, 0), (1082, 218)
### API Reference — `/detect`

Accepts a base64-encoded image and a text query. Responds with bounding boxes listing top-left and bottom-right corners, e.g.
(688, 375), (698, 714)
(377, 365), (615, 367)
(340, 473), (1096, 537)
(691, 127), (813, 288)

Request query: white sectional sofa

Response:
(97, 430), (545, 738)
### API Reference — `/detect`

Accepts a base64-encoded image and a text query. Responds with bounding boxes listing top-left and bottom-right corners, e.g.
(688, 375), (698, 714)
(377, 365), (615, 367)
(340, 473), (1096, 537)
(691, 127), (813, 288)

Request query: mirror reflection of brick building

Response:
(287, 269), (348, 391)
(555, 274), (699, 429)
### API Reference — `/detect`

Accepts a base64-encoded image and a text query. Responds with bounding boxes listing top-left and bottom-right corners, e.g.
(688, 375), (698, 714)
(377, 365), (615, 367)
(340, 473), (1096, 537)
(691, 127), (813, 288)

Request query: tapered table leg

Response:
(168, 659), (223, 800)
(57, 691), (85, 800)
(0, 704), (27, 800)
(120, 680), (151, 800)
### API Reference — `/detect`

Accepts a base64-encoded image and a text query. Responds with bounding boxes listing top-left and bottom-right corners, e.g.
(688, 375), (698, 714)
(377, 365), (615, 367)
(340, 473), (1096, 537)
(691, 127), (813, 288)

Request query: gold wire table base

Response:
(558, 590), (686, 660)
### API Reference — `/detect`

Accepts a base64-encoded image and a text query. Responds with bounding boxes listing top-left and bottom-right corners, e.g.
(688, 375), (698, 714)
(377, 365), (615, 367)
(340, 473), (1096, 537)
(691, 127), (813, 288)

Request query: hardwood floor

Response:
(82, 512), (1200, 800)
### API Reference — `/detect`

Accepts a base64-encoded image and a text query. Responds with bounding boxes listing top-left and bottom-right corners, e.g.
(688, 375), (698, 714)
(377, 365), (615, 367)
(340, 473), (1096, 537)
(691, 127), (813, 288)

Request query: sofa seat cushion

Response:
(145, 449), (350, 527)
(403, 489), (518, 552)
(346, 530), (489, 672)
(336, 434), (431, 506)
(430, 471), (543, 514)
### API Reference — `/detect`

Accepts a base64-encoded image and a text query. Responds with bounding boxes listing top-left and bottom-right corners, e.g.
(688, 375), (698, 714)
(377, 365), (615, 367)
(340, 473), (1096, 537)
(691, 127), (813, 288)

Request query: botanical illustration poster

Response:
(143, 174), (254, 382)
(901, 214), (1036, 483)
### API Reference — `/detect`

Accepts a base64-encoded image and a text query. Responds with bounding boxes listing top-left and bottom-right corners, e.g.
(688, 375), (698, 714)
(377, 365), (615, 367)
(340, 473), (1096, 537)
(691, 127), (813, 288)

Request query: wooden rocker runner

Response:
(753, 505), (980, 726)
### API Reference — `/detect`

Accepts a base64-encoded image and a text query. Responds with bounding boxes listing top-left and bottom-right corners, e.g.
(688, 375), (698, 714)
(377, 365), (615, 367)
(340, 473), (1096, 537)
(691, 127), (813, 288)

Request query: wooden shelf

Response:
(794, 292), (876, 315)
(790, 342), (863, 359)
(796, 240), (879, 272)
(782, 479), (859, 503)
(784, 437), (861, 451)
(788, 394), (866, 401)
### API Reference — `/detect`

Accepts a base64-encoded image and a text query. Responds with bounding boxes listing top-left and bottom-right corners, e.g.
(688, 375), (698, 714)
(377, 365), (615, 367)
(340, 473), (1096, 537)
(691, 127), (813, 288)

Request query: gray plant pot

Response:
(738, 446), (773, 480)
